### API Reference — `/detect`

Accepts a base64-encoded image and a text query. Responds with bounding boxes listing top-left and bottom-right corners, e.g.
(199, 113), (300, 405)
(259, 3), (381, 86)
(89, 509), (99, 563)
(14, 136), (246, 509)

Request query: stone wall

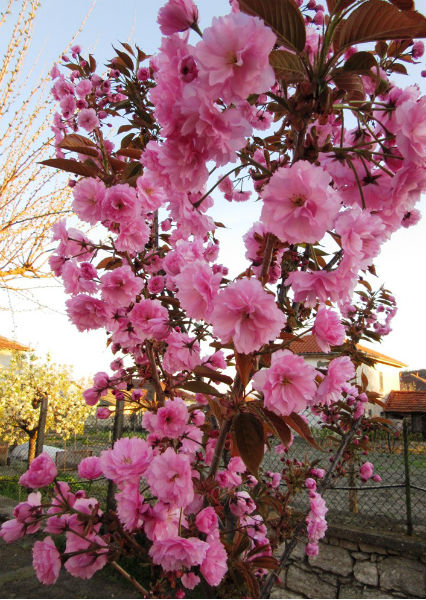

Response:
(272, 525), (426, 599)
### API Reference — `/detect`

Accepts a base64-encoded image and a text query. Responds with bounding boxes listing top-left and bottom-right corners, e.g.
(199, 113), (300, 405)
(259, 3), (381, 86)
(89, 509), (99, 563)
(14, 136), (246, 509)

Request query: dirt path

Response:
(0, 496), (143, 599)
(0, 536), (144, 599)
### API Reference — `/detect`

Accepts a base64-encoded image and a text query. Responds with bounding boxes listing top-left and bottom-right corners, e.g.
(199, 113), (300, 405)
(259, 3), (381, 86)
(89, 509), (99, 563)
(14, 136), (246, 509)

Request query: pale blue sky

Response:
(1, 0), (425, 377)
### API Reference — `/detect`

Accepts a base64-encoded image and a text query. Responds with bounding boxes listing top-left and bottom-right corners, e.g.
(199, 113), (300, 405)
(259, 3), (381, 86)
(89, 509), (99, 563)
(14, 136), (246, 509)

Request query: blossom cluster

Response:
(1, 0), (425, 596)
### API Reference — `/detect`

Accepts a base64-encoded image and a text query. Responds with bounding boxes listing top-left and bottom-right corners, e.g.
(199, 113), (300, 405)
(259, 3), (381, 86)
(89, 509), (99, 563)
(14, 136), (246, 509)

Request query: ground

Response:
(0, 536), (142, 599)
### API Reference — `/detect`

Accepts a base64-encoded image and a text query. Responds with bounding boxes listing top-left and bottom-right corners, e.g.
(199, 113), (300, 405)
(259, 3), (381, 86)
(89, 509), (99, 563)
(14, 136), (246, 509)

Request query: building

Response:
(0, 335), (29, 369)
(383, 390), (426, 437)
(289, 334), (407, 417)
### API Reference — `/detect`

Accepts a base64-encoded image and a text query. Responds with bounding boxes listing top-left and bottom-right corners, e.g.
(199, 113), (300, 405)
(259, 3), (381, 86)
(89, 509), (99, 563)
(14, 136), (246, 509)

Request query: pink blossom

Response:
(360, 461), (374, 482)
(285, 269), (347, 308)
(143, 502), (181, 541)
(260, 162), (341, 244)
(211, 278), (284, 354)
(136, 172), (167, 213)
(100, 265), (140, 307)
(313, 307), (345, 353)
(252, 350), (317, 416)
(13, 492), (42, 533)
(76, 79), (92, 98)
(61, 260), (98, 296)
(229, 491), (256, 517)
(78, 456), (103, 480)
(148, 275), (165, 294)
(115, 483), (147, 531)
(0, 519), (25, 543)
(395, 96), (426, 166)
(305, 542), (319, 557)
(195, 12), (276, 104)
(402, 209), (421, 228)
(306, 491), (328, 543)
(146, 447), (194, 508)
(335, 207), (388, 271)
(181, 572), (200, 589)
(316, 356), (355, 405)
(115, 217), (150, 255)
(175, 260), (221, 321)
(200, 536), (228, 586)
(101, 184), (139, 224)
(97, 406), (111, 419)
(66, 295), (108, 332)
(19, 453), (58, 489)
(305, 478), (317, 491)
(77, 108), (99, 132)
(149, 536), (208, 572)
(163, 330), (201, 374)
(195, 507), (218, 535)
(64, 532), (108, 579)
(157, 0), (199, 35)
(72, 178), (105, 225)
(129, 299), (169, 342)
(32, 537), (61, 585)
(100, 437), (152, 486)
(156, 398), (189, 439)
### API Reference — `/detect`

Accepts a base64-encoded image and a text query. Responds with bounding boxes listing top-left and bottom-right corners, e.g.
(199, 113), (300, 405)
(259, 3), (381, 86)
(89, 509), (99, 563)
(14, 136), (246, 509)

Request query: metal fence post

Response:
(403, 417), (413, 536)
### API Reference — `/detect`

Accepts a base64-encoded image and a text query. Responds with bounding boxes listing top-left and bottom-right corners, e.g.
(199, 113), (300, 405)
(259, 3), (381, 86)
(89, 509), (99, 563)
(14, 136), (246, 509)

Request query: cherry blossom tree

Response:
(1, 0), (425, 597)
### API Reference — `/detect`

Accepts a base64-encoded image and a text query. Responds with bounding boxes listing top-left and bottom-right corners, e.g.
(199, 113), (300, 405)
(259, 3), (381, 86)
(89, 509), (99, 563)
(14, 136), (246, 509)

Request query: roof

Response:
(0, 335), (29, 352)
(385, 391), (426, 413)
(287, 334), (407, 368)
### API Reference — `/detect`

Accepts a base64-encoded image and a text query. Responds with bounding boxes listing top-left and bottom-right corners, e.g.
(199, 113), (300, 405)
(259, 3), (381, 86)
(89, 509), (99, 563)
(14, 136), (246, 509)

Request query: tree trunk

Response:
(28, 430), (37, 466)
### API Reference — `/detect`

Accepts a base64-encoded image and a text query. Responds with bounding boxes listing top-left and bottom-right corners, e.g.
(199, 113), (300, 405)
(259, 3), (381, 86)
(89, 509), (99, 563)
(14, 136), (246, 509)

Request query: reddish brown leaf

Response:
(249, 556), (280, 569)
(239, 0), (306, 52)
(96, 257), (123, 270)
(389, 0), (414, 9)
(269, 49), (306, 82)
(116, 147), (143, 159)
(334, 0), (426, 52)
(58, 133), (97, 149)
(343, 50), (377, 72)
(284, 413), (321, 450)
(233, 413), (265, 475)
(235, 352), (254, 388)
(180, 380), (223, 397)
(194, 365), (233, 386)
(40, 158), (99, 178)
(332, 69), (366, 101)
(263, 408), (293, 447)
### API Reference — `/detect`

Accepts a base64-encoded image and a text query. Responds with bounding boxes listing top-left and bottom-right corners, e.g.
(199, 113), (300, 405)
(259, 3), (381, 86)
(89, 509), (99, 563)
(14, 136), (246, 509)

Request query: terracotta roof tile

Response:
(385, 391), (426, 413)
(287, 334), (406, 367)
(0, 335), (29, 352)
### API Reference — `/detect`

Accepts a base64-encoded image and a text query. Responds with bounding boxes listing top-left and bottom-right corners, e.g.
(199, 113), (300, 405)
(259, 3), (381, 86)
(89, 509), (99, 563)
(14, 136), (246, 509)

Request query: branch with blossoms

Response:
(1, 0), (425, 597)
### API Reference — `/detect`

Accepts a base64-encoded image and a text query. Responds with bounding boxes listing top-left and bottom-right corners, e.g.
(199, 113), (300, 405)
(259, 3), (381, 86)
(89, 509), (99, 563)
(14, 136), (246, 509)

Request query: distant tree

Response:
(0, 352), (93, 464)
(0, 0), (92, 290)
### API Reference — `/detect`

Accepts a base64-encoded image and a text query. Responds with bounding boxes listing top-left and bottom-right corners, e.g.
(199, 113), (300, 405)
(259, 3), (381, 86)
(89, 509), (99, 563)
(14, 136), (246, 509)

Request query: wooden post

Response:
(348, 460), (358, 514)
(106, 398), (124, 511)
(35, 394), (49, 458)
(403, 418), (413, 536)
(28, 430), (37, 466)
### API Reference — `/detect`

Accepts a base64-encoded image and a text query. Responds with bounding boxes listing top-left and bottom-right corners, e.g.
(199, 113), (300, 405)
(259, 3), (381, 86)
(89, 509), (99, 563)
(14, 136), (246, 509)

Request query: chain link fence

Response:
(1, 409), (425, 535)
(265, 414), (426, 536)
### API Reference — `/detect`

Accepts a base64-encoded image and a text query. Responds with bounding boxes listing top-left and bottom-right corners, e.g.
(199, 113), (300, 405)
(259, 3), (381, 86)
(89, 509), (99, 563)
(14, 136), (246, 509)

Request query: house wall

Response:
(0, 351), (12, 369)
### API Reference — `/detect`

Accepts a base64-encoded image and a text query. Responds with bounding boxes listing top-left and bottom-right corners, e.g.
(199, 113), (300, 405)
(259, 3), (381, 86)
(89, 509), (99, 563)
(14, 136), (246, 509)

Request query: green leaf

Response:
(334, 0), (426, 52)
(180, 380), (223, 397)
(343, 51), (377, 72)
(233, 413), (264, 475)
(269, 50), (306, 82)
(239, 0), (306, 52)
